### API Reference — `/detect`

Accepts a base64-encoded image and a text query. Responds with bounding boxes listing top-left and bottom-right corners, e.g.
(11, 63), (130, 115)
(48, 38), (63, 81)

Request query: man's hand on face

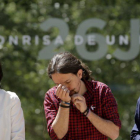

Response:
(56, 84), (71, 102)
(71, 94), (87, 113)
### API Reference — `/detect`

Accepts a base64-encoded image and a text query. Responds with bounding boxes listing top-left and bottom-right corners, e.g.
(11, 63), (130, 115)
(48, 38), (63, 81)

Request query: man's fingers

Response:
(74, 100), (82, 110)
(56, 84), (62, 96)
(74, 100), (82, 105)
(65, 90), (70, 98)
(62, 86), (70, 98)
(71, 95), (84, 102)
(61, 86), (67, 99)
(57, 86), (70, 101)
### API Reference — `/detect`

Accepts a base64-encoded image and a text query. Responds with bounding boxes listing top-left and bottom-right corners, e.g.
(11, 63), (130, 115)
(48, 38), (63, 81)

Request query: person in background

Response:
(0, 62), (25, 140)
(131, 97), (140, 140)
(44, 52), (121, 140)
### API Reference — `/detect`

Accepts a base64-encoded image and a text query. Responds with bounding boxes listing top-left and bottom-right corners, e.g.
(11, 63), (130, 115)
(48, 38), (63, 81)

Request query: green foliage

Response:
(0, 0), (140, 139)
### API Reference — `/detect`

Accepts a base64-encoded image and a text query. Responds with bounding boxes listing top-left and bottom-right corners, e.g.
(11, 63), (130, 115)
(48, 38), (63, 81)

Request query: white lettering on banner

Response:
(0, 35), (136, 46)
(75, 35), (84, 45)
(43, 35), (50, 45)
(106, 35), (115, 45)
(9, 36), (18, 45)
(87, 35), (96, 45)
(22, 35), (31, 45)
(54, 35), (64, 45)
(0, 36), (5, 45)
(0, 18), (139, 61)
(119, 35), (129, 45)
(35, 35), (39, 45)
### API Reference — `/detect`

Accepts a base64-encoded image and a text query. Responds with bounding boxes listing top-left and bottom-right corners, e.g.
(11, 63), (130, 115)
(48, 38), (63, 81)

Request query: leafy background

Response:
(0, 0), (140, 139)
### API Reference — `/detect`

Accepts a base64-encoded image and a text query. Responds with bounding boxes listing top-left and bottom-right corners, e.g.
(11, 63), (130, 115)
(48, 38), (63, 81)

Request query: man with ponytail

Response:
(0, 62), (25, 140)
(44, 52), (121, 140)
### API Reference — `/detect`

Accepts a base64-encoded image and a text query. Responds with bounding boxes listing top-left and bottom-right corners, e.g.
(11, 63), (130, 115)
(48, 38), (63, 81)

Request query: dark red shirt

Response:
(44, 80), (121, 140)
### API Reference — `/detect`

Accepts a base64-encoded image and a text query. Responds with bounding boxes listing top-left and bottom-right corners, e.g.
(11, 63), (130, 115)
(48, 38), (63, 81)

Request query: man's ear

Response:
(77, 69), (83, 79)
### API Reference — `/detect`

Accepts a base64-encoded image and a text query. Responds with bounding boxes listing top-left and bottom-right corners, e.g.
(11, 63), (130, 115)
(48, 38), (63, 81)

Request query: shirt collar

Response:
(83, 80), (94, 102)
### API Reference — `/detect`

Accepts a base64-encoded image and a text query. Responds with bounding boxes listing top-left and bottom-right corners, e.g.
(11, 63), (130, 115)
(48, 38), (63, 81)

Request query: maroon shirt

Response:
(44, 80), (121, 140)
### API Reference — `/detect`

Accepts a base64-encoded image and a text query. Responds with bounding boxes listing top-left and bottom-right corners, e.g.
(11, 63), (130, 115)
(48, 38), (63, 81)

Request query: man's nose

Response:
(62, 84), (70, 91)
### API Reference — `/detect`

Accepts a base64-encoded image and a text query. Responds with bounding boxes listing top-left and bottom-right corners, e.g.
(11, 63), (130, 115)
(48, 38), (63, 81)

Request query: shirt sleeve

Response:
(135, 97), (140, 130)
(44, 92), (60, 140)
(11, 95), (25, 140)
(130, 97), (140, 140)
(131, 124), (140, 140)
(102, 87), (121, 129)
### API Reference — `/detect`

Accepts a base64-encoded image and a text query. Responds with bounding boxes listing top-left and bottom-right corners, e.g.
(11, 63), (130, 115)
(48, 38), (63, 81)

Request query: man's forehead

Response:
(52, 73), (72, 84)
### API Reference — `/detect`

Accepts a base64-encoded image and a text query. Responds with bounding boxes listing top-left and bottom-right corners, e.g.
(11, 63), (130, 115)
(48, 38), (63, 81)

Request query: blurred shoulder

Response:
(44, 86), (59, 103)
(137, 97), (140, 104)
(92, 80), (109, 89)
(0, 89), (21, 109)
(0, 89), (20, 101)
(7, 91), (19, 99)
(45, 86), (57, 97)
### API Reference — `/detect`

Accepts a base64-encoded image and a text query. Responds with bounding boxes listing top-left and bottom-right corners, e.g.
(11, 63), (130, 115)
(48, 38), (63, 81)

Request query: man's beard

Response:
(69, 90), (77, 97)
(69, 80), (81, 97)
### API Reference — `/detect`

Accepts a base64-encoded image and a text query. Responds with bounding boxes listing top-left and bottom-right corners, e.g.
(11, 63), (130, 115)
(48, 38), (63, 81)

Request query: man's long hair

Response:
(47, 52), (94, 81)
